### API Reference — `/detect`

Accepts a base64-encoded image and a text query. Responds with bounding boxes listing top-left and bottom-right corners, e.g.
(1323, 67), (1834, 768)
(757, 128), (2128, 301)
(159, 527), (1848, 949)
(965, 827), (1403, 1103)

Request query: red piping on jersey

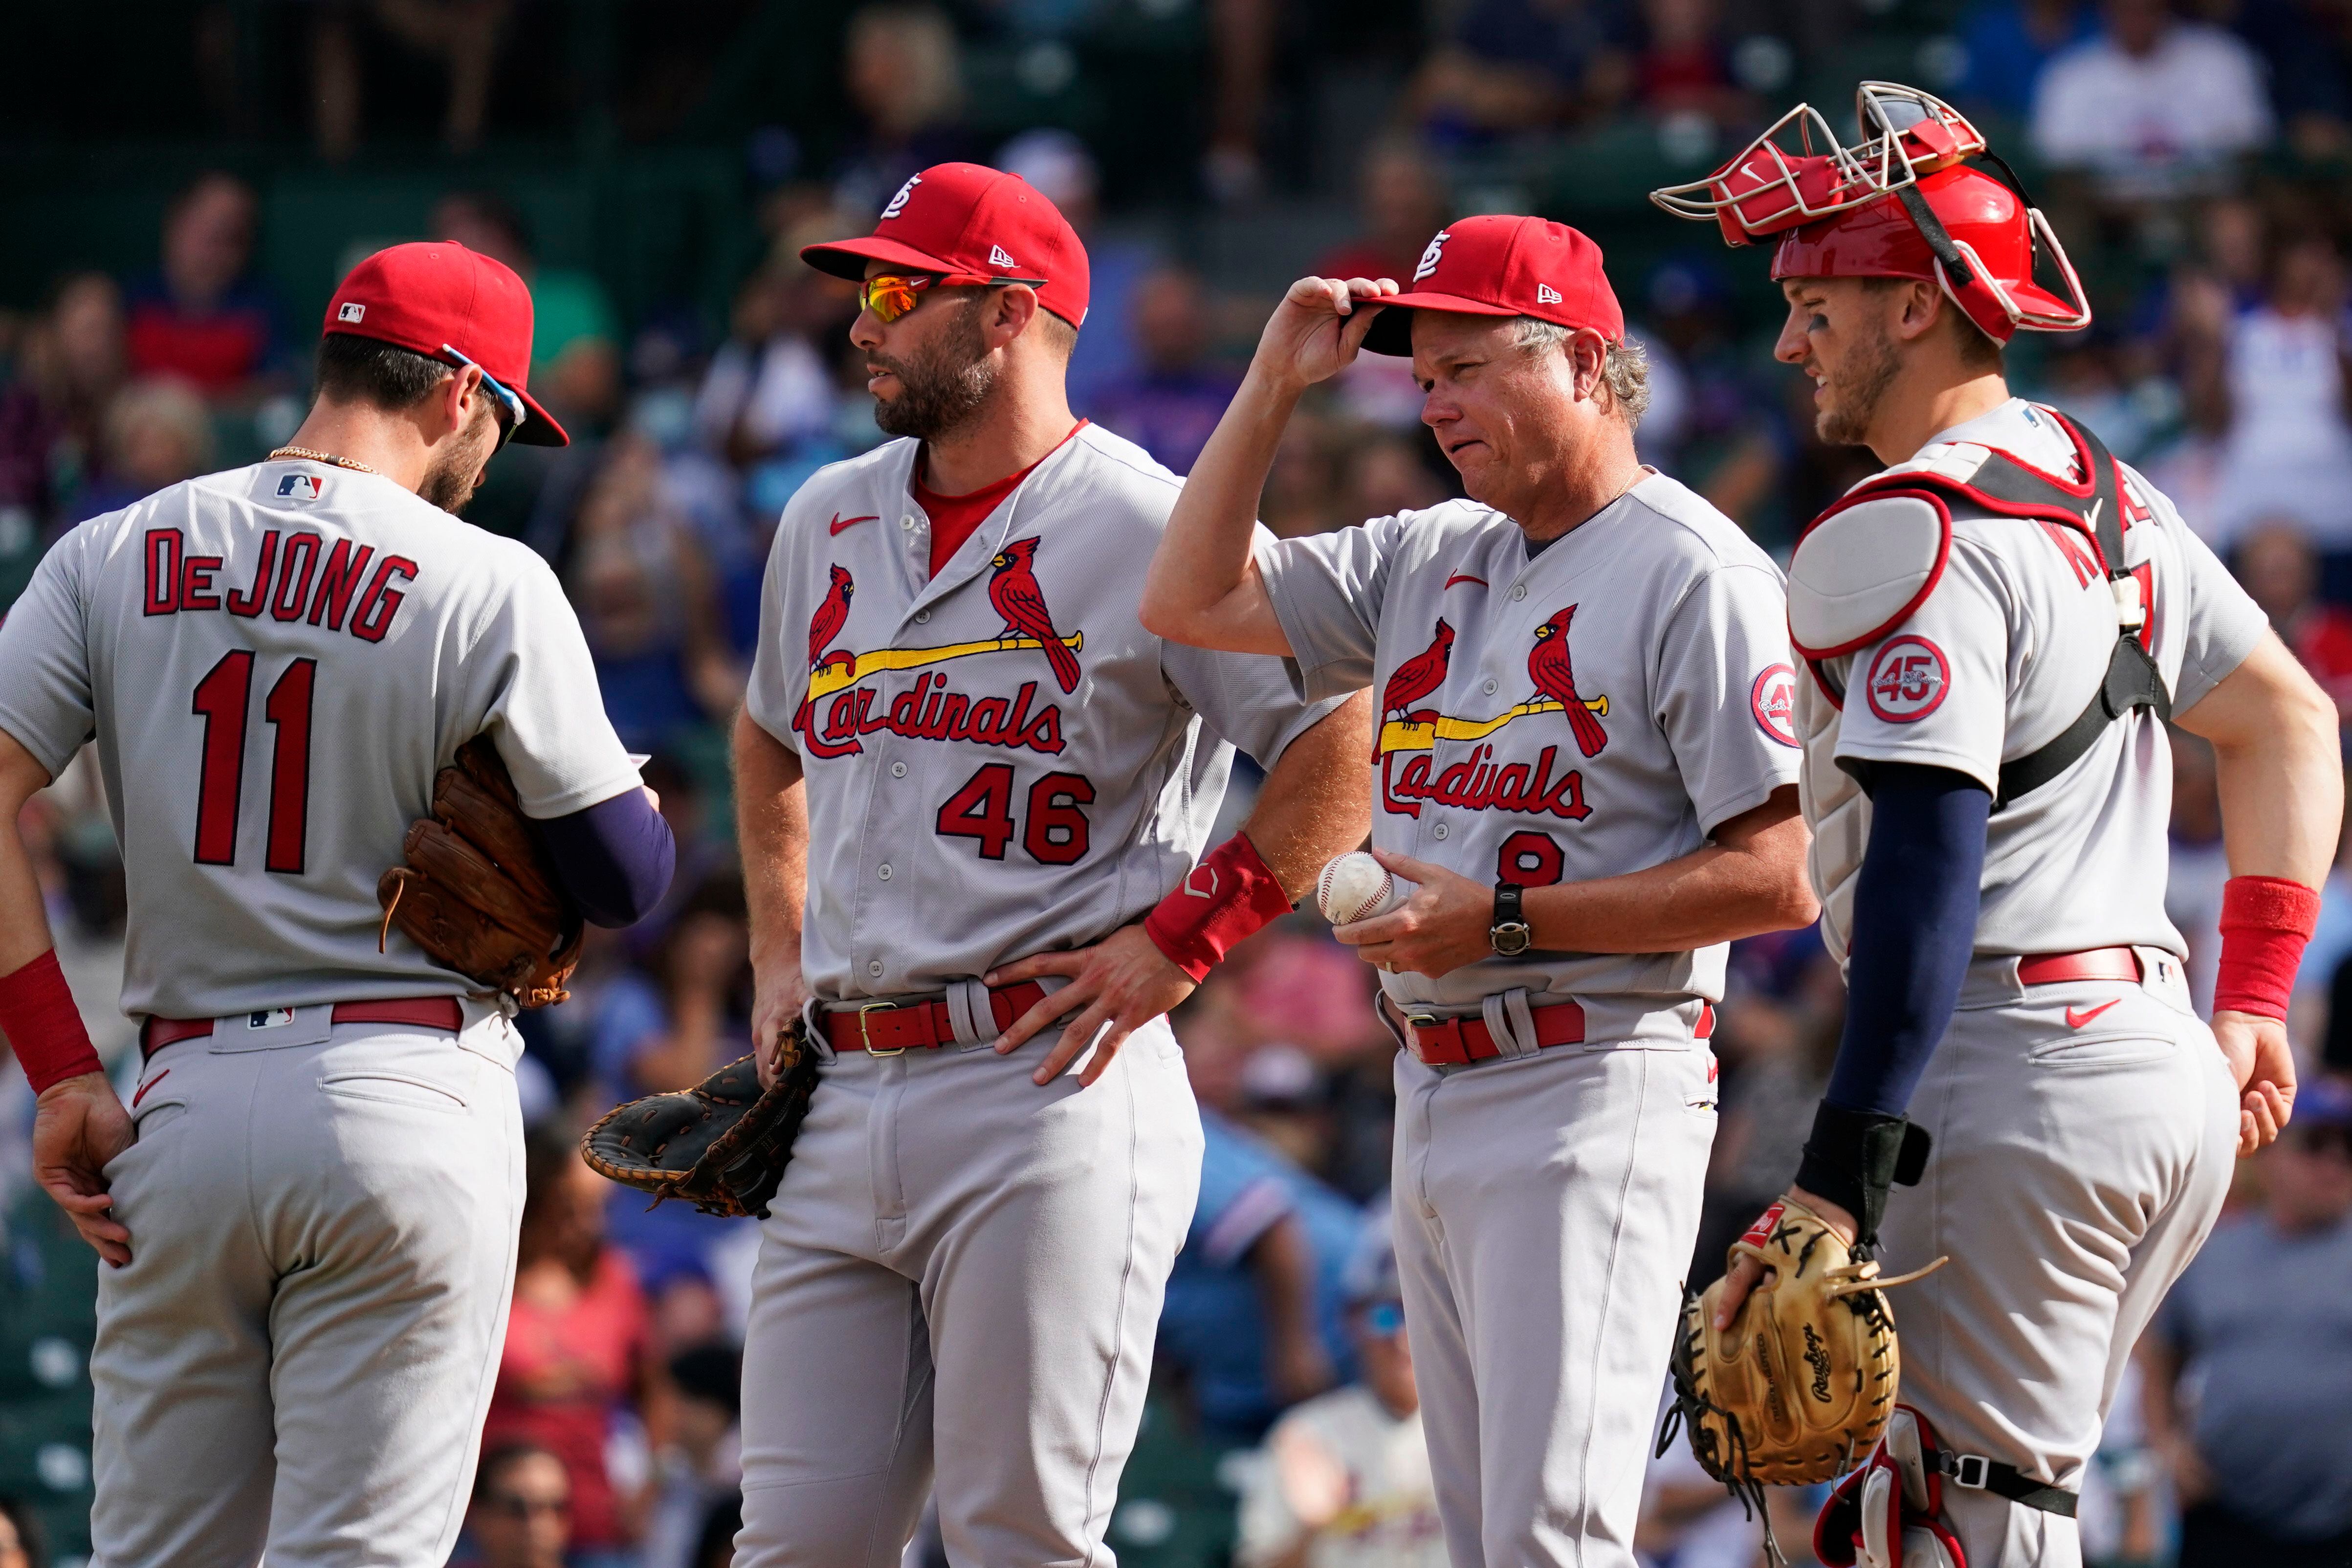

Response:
(1805, 658), (1846, 711)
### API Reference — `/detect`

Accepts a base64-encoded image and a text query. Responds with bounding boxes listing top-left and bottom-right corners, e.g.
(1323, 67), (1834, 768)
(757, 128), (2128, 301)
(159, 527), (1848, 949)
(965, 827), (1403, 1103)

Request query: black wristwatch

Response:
(1490, 882), (1532, 956)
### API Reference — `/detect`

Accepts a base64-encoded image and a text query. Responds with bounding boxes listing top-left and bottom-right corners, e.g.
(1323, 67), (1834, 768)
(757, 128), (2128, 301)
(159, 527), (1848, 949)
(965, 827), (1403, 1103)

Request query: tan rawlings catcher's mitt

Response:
(1664, 1197), (1944, 1506)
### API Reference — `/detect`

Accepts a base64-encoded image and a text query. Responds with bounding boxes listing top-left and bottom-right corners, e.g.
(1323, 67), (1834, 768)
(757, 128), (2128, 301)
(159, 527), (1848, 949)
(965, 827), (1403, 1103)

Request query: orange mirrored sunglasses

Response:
(857, 270), (1050, 324)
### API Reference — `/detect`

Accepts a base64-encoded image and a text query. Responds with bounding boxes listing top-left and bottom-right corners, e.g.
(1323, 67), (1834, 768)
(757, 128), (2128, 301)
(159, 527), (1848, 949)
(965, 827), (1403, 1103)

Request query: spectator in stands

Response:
(2187, 236), (2352, 548)
(1236, 1212), (1446, 1567)
(309, 0), (519, 161)
(1315, 141), (1451, 287)
(1407, 0), (1630, 147)
(832, 4), (976, 218)
(121, 172), (285, 403)
(73, 377), (214, 523)
(693, 249), (842, 474)
(456, 1444), (571, 1568)
(0, 273), (124, 551)
(1953, 0), (2095, 117)
(2031, 0), (2273, 197)
(1631, 0), (1742, 125)
(593, 869), (752, 1100)
(1000, 129), (1160, 413)
(435, 193), (623, 429)
(2236, 0), (2352, 161)
(2146, 1080), (2352, 1568)
(644, 1343), (742, 1568)
(484, 1134), (670, 1567)
(1159, 1107), (1361, 1442)
(1093, 265), (1242, 476)
(567, 433), (745, 751)
(2238, 518), (2352, 718)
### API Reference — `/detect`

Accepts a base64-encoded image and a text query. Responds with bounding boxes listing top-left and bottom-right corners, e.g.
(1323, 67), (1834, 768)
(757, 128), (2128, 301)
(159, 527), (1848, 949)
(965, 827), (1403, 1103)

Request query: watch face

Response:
(1492, 922), (1532, 957)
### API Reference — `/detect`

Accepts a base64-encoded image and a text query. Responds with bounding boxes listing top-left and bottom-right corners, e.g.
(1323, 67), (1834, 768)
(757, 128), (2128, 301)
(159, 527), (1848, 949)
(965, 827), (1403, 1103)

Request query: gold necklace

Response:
(269, 445), (378, 474)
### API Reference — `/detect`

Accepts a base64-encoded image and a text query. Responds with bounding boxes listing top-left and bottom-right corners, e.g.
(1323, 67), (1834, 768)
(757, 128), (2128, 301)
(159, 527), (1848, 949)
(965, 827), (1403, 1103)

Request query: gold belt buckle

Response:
(858, 1000), (903, 1056)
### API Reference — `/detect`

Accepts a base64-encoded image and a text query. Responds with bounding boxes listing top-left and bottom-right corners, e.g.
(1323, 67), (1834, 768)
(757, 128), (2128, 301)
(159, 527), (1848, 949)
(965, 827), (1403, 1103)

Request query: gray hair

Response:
(1510, 317), (1651, 428)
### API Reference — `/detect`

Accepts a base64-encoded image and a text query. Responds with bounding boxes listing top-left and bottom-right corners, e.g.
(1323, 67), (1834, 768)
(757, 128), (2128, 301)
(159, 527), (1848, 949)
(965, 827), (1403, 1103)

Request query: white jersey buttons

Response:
(879, 864), (893, 880)
(868, 960), (884, 977)
(1511, 584), (1527, 601)
(1483, 677), (1498, 694)
(1433, 823), (1449, 839)
(915, 609), (930, 623)
(901, 515), (919, 531)
(891, 761), (907, 778)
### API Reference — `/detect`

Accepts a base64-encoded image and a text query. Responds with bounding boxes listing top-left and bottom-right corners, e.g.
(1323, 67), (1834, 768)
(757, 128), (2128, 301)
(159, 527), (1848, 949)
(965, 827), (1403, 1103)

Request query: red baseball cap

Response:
(321, 241), (568, 446)
(801, 163), (1091, 329)
(1359, 215), (1625, 356)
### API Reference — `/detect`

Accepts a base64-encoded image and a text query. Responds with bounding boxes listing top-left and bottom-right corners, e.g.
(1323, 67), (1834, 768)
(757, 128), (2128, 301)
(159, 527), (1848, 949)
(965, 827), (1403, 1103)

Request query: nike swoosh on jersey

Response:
(829, 513), (879, 535)
(1443, 573), (1487, 591)
(2065, 1000), (2121, 1029)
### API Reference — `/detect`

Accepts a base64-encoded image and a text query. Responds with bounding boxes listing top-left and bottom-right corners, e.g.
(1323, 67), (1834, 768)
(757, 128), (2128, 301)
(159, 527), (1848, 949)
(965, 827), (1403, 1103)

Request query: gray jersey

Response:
(1790, 399), (2268, 968)
(1255, 473), (1802, 1012)
(0, 458), (640, 1020)
(741, 423), (1341, 1000)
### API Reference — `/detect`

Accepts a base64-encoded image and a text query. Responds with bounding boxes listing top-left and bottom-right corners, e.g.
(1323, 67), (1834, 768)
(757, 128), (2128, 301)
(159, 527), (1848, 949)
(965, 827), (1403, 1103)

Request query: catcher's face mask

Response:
(1650, 82), (2091, 345)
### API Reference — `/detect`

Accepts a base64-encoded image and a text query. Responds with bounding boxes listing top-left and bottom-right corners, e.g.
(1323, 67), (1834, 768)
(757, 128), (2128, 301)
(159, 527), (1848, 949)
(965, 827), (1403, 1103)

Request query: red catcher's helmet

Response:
(1649, 82), (2090, 344)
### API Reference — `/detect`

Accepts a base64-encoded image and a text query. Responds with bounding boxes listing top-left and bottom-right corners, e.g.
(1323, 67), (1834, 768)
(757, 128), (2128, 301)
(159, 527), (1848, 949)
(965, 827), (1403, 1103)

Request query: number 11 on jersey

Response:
(191, 650), (317, 874)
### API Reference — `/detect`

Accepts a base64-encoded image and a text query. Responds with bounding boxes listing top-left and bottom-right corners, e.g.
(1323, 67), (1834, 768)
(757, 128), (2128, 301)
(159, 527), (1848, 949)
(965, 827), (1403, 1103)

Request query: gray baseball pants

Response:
(1390, 1032), (1717, 1568)
(1876, 952), (2237, 1568)
(732, 1014), (1201, 1568)
(88, 1003), (525, 1568)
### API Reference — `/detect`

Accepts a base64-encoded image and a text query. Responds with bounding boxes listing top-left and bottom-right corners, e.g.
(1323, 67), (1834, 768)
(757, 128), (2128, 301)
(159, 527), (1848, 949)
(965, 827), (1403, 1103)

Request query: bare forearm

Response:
(732, 708), (808, 972)
(1250, 1215), (1323, 1360)
(1143, 375), (1302, 654)
(0, 742), (57, 974)
(2181, 633), (2341, 888)
(1239, 694), (1374, 900)
(1522, 789), (1815, 952)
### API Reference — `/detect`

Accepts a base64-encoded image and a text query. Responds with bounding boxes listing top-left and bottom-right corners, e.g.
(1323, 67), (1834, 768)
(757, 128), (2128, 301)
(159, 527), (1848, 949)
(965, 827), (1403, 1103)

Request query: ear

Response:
(1566, 329), (1610, 403)
(435, 365), (480, 440)
(1891, 278), (1947, 345)
(988, 285), (1041, 351)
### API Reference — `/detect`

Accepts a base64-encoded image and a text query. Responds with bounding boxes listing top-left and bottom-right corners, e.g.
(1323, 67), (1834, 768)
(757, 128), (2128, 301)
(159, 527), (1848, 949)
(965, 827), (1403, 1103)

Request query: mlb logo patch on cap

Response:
(338, 302), (366, 323)
(277, 472), (326, 503)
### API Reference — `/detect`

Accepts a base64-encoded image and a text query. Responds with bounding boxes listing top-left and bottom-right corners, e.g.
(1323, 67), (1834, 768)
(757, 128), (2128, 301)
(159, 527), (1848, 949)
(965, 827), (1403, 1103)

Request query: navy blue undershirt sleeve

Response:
(536, 787), (677, 928)
(1823, 761), (1990, 1117)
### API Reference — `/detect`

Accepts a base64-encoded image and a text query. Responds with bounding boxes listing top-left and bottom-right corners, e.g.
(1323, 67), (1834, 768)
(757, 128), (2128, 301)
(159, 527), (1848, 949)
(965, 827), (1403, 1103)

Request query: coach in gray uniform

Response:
(1143, 215), (1818, 1568)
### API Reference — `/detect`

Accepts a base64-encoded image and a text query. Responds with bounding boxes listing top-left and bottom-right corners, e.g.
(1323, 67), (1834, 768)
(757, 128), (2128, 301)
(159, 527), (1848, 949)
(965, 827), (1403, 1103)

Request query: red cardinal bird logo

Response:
(988, 536), (1081, 694)
(808, 565), (855, 673)
(1377, 618), (1454, 757)
(1528, 606), (1608, 758)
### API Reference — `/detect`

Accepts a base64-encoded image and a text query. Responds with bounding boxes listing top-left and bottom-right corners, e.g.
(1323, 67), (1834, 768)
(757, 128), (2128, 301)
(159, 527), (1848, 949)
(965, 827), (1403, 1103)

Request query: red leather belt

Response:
(1399, 999), (1715, 1068)
(821, 981), (1050, 1054)
(2016, 947), (2141, 986)
(140, 996), (464, 1058)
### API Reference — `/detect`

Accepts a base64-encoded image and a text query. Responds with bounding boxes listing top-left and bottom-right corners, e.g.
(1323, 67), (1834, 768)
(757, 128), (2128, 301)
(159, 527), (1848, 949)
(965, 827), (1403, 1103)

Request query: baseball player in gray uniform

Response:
(0, 242), (674, 1565)
(728, 163), (1372, 1566)
(1654, 85), (2336, 1565)
(1143, 214), (1820, 1568)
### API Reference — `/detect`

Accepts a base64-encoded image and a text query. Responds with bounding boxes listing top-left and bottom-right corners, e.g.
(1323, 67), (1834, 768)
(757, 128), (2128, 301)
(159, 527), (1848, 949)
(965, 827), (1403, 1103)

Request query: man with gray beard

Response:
(727, 163), (1373, 1565)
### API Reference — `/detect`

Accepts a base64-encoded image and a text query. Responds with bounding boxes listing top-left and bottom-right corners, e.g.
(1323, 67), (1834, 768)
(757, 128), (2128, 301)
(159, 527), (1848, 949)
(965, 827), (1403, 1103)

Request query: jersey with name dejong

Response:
(743, 423), (1341, 1000)
(1255, 474), (1801, 1011)
(1792, 398), (2267, 968)
(0, 459), (640, 1020)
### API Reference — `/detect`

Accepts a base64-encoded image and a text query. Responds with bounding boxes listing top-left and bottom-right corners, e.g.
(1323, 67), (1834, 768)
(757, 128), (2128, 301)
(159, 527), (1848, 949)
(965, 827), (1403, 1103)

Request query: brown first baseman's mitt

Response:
(1661, 1196), (1945, 1544)
(376, 736), (584, 1009)
(580, 1025), (821, 1220)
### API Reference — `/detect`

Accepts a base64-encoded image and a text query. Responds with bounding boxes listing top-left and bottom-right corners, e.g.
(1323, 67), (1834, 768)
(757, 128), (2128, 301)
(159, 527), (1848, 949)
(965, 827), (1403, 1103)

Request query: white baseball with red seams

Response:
(0, 455), (641, 1564)
(1317, 850), (1413, 925)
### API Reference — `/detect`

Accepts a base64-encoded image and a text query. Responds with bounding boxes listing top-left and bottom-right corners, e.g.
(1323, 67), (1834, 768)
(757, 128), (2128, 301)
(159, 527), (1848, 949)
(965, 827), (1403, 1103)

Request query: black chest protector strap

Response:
(1866, 416), (2171, 809)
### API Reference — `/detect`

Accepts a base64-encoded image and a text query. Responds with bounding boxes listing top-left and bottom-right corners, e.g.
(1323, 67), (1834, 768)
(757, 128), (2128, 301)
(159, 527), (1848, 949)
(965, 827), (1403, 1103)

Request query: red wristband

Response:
(1144, 833), (1295, 982)
(0, 950), (103, 1094)
(2213, 875), (2321, 1021)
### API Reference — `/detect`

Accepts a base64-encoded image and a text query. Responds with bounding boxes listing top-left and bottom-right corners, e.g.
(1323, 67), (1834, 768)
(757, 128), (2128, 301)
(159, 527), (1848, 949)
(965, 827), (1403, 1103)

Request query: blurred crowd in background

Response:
(8, 0), (2352, 1564)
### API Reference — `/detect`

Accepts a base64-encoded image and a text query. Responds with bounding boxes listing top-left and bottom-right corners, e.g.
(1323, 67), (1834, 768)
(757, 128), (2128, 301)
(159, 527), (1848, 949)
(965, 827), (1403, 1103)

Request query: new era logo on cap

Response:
(989, 243), (1016, 267)
(1537, 283), (1562, 304)
(338, 301), (366, 323)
